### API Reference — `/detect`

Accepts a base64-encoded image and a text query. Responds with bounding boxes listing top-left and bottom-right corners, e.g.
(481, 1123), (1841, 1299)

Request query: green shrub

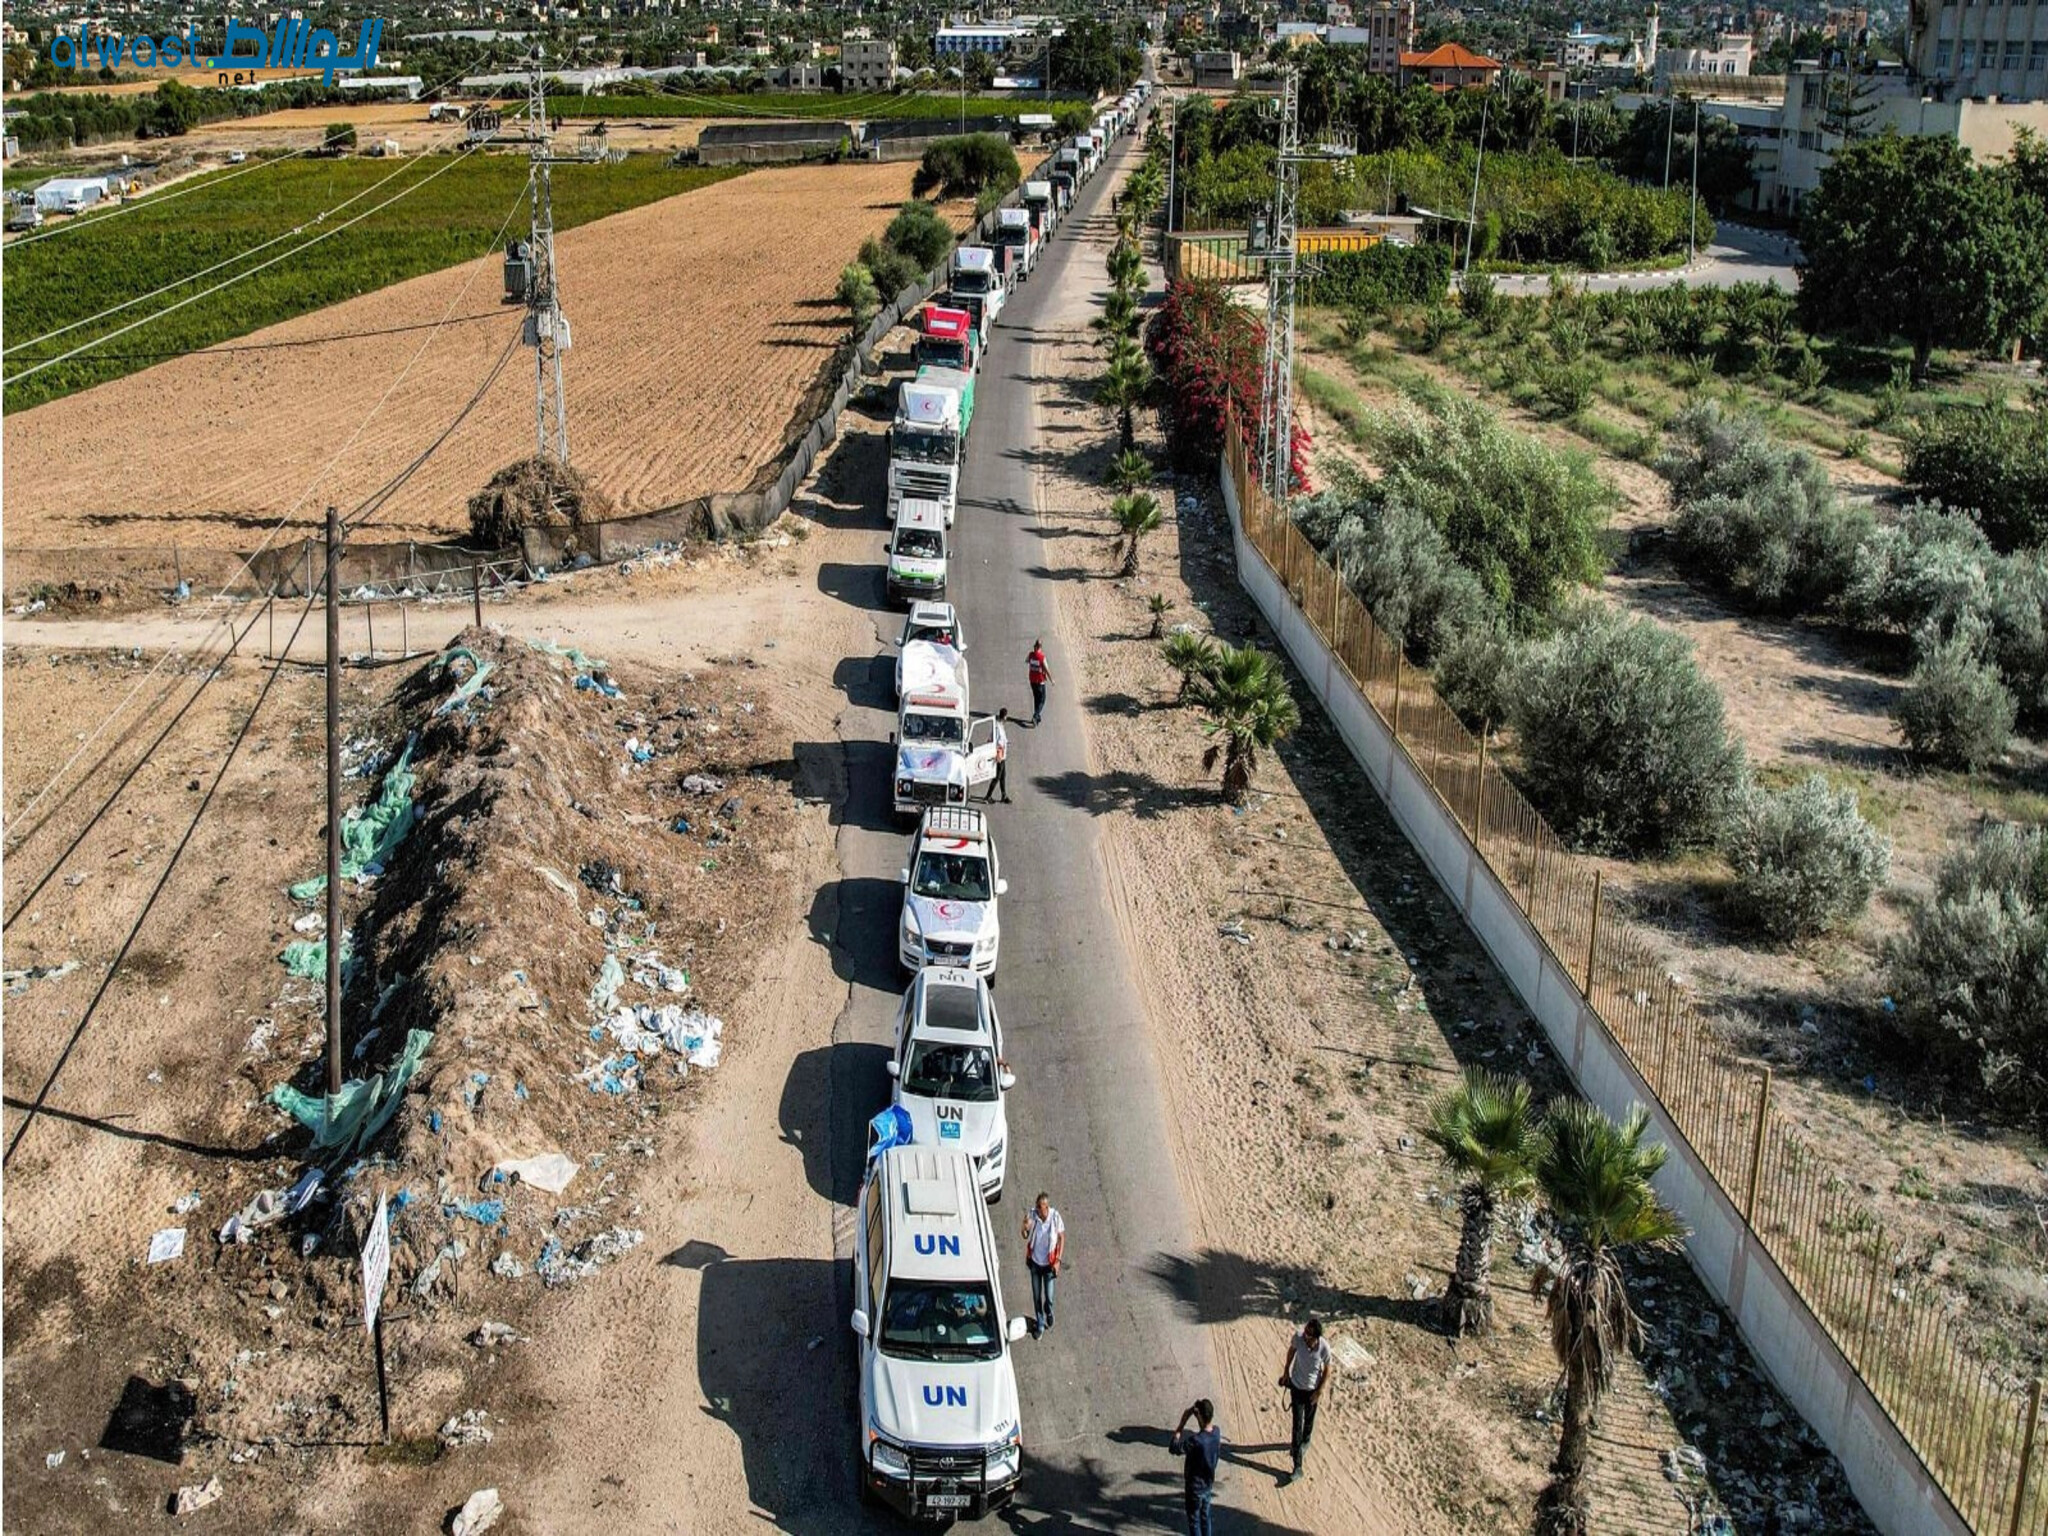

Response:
(884, 199), (956, 270)
(1656, 400), (1868, 613)
(1885, 823), (2048, 1117)
(912, 133), (1021, 200)
(1573, 222), (1619, 270)
(1725, 774), (1892, 940)
(1980, 551), (2048, 724)
(1538, 361), (1596, 417)
(1840, 501), (1995, 636)
(837, 262), (880, 332)
(1903, 401), (2048, 553)
(1356, 391), (1613, 633)
(1419, 302), (1458, 351)
(1305, 241), (1453, 311)
(1894, 627), (2016, 770)
(1460, 271), (1502, 332)
(1792, 346), (1828, 398)
(1508, 604), (1748, 853)
(857, 237), (920, 303)
(1294, 483), (1493, 660)
(1432, 620), (1520, 730)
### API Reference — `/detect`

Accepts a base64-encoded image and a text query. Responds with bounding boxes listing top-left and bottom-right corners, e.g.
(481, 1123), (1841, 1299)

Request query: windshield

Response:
(996, 228), (1026, 247)
(918, 340), (968, 370)
(907, 623), (956, 650)
(913, 851), (992, 902)
(902, 1039), (999, 1103)
(902, 712), (964, 745)
(894, 528), (943, 560)
(952, 271), (992, 295)
(880, 1280), (1002, 1361)
(894, 428), (958, 465)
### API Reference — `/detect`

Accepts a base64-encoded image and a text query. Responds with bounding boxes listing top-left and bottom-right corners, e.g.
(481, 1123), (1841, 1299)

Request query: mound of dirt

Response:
(466, 457), (617, 551)
(198, 629), (793, 1454)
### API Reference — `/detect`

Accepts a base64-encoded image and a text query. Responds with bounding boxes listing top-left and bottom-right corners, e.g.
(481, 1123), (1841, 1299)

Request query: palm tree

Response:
(1148, 593), (1172, 638)
(1532, 1102), (1688, 1535)
(1422, 1072), (1542, 1337)
(1096, 286), (1142, 344)
(1097, 337), (1153, 452)
(1109, 492), (1162, 577)
(1105, 447), (1154, 495)
(1161, 631), (1219, 703)
(1190, 643), (1299, 803)
(1107, 238), (1146, 298)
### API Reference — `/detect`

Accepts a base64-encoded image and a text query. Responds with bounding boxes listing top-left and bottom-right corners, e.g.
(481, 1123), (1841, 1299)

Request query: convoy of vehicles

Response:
(899, 807), (1007, 980)
(859, 93), (1138, 1514)
(853, 1143), (1028, 1518)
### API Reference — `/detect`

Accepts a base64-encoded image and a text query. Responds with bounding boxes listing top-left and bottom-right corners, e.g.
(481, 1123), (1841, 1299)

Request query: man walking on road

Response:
(1022, 1192), (1064, 1336)
(985, 708), (1011, 803)
(1169, 1398), (1222, 1536)
(1278, 1316), (1331, 1483)
(1026, 641), (1051, 726)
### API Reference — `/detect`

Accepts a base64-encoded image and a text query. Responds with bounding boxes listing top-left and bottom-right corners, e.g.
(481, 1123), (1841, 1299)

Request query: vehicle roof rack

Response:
(919, 806), (988, 841)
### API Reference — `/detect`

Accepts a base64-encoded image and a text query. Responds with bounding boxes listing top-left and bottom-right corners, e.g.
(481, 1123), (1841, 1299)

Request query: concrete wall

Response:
(1216, 463), (1972, 1536)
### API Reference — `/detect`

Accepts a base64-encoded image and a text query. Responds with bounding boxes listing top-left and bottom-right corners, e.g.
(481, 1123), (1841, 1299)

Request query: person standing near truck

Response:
(1278, 1316), (1331, 1483)
(985, 708), (1011, 803)
(1026, 641), (1051, 726)
(1021, 1192), (1064, 1336)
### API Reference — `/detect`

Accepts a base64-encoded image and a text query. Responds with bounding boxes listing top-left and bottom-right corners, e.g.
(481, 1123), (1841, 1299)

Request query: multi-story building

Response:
(1656, 31), (1753, 85)
(840, 35), (896, 89)
(1909, 0), (2048, 102)
(1328, 0), (1414, 76)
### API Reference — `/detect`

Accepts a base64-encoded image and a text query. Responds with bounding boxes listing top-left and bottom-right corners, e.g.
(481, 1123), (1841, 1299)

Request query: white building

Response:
(1656, 33), (1752, 86)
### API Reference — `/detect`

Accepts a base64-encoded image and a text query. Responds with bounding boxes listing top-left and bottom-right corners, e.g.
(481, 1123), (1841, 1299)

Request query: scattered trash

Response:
(1327, 1334), (1374, 1374)
(537, 1226), (644, 1287)
(493, 1152), (579, 1195)
(590, 954), (626, 1015)
(287, 736), (419, 898)
(528, 637), (605, 672)
(172, 1476), (223, 1516)
(536, 865), (579, 902)
(450, 1487), (503, 1536)
(623, 736), (655, 764)
(433, 648), (495, 718)
(46, 1450), (65, 1469)
(1697, 1312), (1721, 1339)
(278, 930), (353, 981)
(490, 1251), (527, 1279)
(472, 1322), (523, 1347)
(1663, 1445), (1708, 1484)
(147, 1228), (187, 1265)
(438, 1409), (494, 1450)
(269, 1029), (432, 1153)
(3, 960), (79, 994)
(682, 773), (725, 796)
(167, 580), (192, 605)
(464, 1072), (489, 1111)
(1217, 919), (1251, 945)
(1404, 1271), (1429, 1301)
(221, 1170), (328, 1244)
(412, 1239), (468, 1298)
(575, 673), (622, 699)
(446, 1198), (506, 1228)
(291, 911), (325, 935)
(170, 1192), (203, 1216)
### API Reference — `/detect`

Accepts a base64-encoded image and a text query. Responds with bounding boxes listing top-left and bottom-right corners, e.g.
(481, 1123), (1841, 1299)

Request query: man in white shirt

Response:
(1277, 1316), (1331, 1482)
(1021, 1192), (1064, 1337)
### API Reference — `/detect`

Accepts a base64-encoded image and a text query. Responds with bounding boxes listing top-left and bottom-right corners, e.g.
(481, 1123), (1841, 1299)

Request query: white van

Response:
(886, 498), (949, 607)
(853, 1144), (1027, 1518)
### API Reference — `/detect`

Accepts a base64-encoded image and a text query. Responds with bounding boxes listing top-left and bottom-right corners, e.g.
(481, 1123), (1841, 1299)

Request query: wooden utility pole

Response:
(325, 504), (344, 1097)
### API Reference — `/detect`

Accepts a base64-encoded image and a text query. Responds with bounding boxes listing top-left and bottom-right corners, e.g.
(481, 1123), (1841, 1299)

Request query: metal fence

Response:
(1165, 228), (1386, 285)
(1221, 422), (2047, 1536)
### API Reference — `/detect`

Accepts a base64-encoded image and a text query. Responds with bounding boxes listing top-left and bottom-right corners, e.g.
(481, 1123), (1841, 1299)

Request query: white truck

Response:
(888, 380), (963, 523)
(886, 499), (950, 607)
(992, 206), (1037, 281)
(1022, 180), (1055, 241)
(896, 603), (965, 698)
(894, 647), (1000, 815)
(887, 966), (1013, 1199)
(899, 806), (1006, 978)
(852, 1143), (1027, 1517)
(947, 246), (1005, 346)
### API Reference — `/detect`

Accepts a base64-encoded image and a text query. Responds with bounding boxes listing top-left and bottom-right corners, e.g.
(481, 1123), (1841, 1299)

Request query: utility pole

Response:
(323, 502), (343, 1098)
(1663, 92), (1676, 187)
(1688, 97), (1701, 264)
(1463, 86), (1491, 280)
(524, 48), (570, 463)
(1570, 84), (1580, 162)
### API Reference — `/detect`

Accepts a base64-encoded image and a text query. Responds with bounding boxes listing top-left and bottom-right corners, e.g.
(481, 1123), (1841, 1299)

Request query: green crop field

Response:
(3, 153), (741, 412)
(549, 90), (1087, 122)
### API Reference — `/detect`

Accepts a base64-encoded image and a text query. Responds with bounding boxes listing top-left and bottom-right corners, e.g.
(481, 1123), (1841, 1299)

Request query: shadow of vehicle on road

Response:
(780, 1039), (892, 1205)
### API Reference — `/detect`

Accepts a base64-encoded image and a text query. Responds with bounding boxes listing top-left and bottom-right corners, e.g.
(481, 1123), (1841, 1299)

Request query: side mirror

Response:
(995, 879), (1009, 896)
(889, 732), (897, 746)
(851, 1309), (871, 1338)
(885, 1059), (901, 1078)
(998, 1070), (1017, 1092)
(1006, 1316), (1029, 1343)
(899, 868), (910, 884)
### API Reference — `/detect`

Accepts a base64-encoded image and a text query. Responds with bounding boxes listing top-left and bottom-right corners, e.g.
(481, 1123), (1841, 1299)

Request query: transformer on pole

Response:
(523, 49), (571, 464)
(1251, 66), (1351, 512)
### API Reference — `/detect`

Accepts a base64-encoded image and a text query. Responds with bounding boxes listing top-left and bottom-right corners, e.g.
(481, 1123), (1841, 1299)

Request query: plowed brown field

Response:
(2, 160), (920, 551)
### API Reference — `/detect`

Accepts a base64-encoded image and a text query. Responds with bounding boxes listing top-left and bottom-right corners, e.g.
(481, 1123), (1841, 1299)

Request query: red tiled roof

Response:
(1399, 42), (1503, 69)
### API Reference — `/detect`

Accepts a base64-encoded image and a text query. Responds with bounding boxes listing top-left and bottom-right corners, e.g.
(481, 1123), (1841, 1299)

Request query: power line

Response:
(3, 309), (508, 363)
(4, 133), (502, 388)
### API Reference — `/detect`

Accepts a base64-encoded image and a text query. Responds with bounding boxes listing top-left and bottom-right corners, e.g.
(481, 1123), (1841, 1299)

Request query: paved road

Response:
(1487, 221), (1800, 295)
(810, 130), (1235, 1532)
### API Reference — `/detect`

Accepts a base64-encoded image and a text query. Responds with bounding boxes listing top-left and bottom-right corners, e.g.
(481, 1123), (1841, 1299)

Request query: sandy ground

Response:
(1295, 324), (2048, 1380)
(3, 160), (923, 556)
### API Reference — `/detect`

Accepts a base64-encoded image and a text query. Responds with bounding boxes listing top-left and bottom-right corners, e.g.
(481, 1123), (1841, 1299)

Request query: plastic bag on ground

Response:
(289, 735), (419, 900)
(493, 1152), (579, 1195)
(589, 954), (625, 1015)
(433, 647), (494, 718)
(269, 1028), (432, 1153)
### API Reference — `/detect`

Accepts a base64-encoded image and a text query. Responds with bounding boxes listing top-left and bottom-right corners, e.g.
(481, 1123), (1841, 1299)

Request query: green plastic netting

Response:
(289, 736), (418, 902)
(269, 1027), (433, 1153)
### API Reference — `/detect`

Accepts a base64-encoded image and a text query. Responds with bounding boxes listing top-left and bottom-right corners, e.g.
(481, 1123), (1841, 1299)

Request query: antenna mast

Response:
(524, 48), (570, 463)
